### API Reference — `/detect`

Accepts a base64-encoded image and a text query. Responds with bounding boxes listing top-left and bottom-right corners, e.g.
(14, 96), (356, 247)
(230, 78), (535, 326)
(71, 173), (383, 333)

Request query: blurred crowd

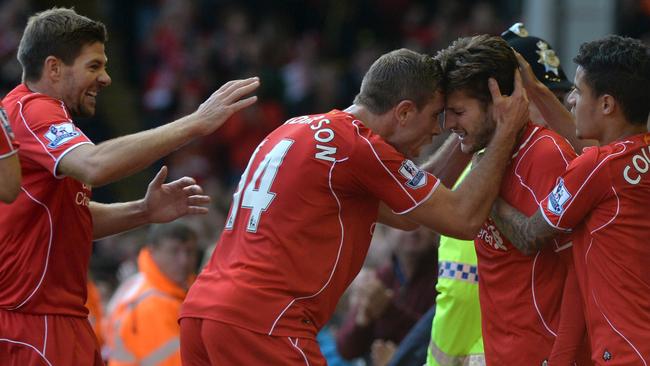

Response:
(1, 0), (649, 365)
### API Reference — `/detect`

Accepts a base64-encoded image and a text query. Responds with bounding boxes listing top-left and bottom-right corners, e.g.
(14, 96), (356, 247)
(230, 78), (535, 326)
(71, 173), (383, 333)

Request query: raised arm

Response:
(90, 166), (210, 239)
(489, 198), (562, 255)
(59, 77), (259, 187)
(404, 71), (529, 239)
(515, 52), (597, 153)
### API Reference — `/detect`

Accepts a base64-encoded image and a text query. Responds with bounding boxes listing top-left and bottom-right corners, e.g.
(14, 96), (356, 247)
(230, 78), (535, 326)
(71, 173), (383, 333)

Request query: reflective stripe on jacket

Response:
(105, 249), (191, 366)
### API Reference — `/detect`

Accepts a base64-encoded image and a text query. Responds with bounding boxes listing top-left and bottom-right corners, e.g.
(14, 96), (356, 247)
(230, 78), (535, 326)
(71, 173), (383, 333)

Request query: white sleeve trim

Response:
(538, 202), (572, 233)
(53, 141), (95, 179)
(393, 177), (441, 215)
(0, 149), (18, 160)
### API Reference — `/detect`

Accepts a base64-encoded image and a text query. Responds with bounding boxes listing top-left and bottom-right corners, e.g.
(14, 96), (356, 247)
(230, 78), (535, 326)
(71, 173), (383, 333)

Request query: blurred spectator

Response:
(336, 227), (438, 361)
(104, 222), (198, 366)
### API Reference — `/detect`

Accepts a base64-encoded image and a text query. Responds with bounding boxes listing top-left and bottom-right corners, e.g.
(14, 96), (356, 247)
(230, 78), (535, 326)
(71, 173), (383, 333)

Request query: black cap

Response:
(502, 23), (573, 91)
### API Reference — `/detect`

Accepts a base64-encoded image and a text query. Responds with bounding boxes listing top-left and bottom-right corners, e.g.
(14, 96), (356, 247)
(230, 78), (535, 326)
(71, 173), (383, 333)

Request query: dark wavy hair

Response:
(574, 35), (650, 125)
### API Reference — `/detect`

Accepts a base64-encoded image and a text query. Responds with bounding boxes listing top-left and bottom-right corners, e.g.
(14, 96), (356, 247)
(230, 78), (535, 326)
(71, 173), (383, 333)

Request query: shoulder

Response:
(520, 126), (576, 162)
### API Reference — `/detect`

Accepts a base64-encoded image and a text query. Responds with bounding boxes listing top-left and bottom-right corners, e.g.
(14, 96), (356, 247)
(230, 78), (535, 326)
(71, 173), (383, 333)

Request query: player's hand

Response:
(193, 77), (260, 135)
(489, 69), (529, 136)
(142, 166), (211, 223)
(513, 51), (541, 90)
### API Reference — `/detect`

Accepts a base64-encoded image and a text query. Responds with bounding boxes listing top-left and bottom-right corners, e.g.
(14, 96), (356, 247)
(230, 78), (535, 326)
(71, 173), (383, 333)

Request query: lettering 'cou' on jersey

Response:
(541, 133), (650, 365)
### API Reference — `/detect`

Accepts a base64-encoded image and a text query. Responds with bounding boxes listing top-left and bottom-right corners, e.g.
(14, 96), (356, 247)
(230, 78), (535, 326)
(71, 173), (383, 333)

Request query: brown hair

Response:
(436, 35), (517, 104)
(354, 48), (443, 114)
(17, 7), (108, 82)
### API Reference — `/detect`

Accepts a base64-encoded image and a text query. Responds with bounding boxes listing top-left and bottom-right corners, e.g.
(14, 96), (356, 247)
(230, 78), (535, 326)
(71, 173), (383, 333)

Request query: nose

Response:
(99, 70), (112, 87)
(566, 89), (577, 108)
(443, 111), (457, 130)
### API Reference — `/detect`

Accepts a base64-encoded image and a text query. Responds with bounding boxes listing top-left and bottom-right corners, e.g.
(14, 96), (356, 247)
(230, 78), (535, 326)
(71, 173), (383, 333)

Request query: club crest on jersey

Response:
(399, 159), (427, 189)
(44, 123), (79, 149)
(547, 178), (571, 215)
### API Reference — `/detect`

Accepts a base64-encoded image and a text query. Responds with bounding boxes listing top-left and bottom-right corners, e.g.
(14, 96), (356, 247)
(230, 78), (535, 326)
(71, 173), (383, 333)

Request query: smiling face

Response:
(389, 90), (445, 159)
(443, 89), (495, 154)
(59, 42), (111, 117)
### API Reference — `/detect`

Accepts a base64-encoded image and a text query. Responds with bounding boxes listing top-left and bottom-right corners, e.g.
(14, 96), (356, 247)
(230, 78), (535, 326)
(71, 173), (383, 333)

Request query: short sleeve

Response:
(349, 123), (439, 214)
(0, 106), (18, 158)
(540, 148), (610, 231)
(16, 96), (92, 177)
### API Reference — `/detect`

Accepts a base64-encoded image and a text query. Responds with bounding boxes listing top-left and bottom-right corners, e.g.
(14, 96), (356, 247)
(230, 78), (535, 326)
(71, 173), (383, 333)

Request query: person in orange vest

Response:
(104, 221), (198, 366)
(87, 279), (106, 348)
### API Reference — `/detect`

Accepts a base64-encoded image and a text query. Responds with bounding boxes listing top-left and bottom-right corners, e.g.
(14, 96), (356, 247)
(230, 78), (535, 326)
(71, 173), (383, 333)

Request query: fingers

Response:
(149, 166), (168, 188)
(164, 176), (196, 191)
(229, 95), (258, 114)
(187, 195), (210, 206)
(512, 69), (524, 97)
(182, 183), (204, 195)
(488, 77), (502, 102)
(222, 77), (260, 100)
(187, 206), (209, 215)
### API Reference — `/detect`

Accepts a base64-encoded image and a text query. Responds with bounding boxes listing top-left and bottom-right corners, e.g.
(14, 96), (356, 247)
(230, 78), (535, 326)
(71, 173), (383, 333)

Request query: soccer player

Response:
(435, 35), (585, 365)
(0, 8), (258, 366)
(179, 48), (529, 365)
(491, 35), (650, 365)
(0, 102), (21, 203)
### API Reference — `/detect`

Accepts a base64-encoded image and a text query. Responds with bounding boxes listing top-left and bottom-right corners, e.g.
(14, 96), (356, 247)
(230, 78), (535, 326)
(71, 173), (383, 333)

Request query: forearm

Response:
(527, 82), (596, 152)
(490, 199), (548, 255)
(421, 134), (472, 188)
(90, 200), (149, 240)
(0, 153), (21, 203)
(62, 114), (203, 187)
(451, 128), (519, 235)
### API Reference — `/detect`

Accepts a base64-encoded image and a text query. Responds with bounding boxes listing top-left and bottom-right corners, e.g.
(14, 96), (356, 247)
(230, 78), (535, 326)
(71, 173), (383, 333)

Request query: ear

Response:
(394, 100), (416, 126)
(42, 56), (63, 82)
(600, 94), (616, 116)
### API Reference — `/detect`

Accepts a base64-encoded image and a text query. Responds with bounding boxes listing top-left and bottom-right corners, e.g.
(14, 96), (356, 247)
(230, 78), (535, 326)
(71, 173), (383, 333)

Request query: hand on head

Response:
(488, 69), (530, 135)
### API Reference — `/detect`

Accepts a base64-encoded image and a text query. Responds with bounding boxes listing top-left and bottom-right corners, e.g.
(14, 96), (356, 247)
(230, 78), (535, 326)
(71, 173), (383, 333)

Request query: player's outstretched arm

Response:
(90, 166), (210, 239)
(490, 198), (561, 255)
(515, 52), (597, 153)
(58, 77), (260, 187)
(404, 72), (529, 239)
(0, 153), (21, 203)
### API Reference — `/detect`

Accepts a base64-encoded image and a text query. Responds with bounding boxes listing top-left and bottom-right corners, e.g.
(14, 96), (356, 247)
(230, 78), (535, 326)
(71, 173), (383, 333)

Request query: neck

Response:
(601, 119), (647, 145)
(25, 79), (61, 100)
(345, 104), (391, 138)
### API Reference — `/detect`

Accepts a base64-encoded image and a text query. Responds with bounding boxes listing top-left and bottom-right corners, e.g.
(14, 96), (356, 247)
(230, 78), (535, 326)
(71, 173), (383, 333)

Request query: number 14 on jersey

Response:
(225, 139), (294, 232)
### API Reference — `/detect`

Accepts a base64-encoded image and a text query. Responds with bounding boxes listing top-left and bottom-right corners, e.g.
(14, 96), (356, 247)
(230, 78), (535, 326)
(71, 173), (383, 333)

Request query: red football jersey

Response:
(0, 103), (18, 157)
(541, 133), (650, 365)
(475, 123), (578, 365)
(181, 110), (439, 339)
(0, 84), (94, 317)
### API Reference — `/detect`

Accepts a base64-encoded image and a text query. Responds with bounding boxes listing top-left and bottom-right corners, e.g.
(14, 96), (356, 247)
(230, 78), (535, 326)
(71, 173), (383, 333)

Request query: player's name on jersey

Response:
(285, 114), (338, 162)
(623, 144), (650, 185)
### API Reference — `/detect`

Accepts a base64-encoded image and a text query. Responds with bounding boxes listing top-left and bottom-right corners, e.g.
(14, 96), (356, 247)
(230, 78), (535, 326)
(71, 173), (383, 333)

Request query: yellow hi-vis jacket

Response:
(104, 249), (192, 366)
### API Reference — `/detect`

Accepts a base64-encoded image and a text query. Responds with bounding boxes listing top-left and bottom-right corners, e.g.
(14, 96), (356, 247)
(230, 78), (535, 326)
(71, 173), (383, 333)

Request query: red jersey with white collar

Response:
(181, 110), (439, 339)
(541, 133), (650, 365)
(475, 123), (578, 365)
(0, 84), (94, 317)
